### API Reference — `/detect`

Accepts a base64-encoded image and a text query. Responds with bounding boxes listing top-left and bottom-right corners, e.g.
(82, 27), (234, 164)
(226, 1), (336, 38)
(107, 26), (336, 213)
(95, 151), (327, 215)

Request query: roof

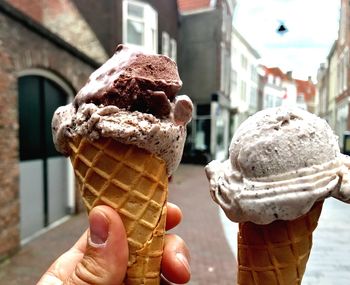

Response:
(177, 0), (211, 12)
(295, 79), (316, 102)
(264, 67), (287, 80)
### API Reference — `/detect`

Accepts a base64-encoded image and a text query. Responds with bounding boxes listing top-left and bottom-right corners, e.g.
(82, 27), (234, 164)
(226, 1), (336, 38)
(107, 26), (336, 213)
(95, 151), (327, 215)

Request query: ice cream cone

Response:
(237, 201), (323, 285)
(68, 136), (168, 285)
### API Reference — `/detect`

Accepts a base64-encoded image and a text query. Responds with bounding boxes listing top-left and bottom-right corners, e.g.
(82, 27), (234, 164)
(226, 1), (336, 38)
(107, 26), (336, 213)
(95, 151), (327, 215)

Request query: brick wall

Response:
(5, 0), (108, 63)
(0, 9), (95, 260)
(6, 0), (43, 22)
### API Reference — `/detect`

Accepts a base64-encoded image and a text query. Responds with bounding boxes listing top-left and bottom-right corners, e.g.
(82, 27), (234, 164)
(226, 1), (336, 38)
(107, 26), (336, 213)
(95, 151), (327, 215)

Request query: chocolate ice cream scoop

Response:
(73, 44), (182, 118)
(52, 44), (193, 175)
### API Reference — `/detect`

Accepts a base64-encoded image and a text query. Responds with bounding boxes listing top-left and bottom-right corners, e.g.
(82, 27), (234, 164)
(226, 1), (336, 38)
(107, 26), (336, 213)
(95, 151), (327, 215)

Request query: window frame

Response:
(170, 38), (177, 62)
(123, 0), (158, 53)
(162, 31), (170, 56)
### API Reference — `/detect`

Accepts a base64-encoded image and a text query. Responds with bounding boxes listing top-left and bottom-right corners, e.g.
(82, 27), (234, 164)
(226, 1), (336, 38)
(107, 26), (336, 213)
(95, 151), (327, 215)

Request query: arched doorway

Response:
(18, 71), (75, 242)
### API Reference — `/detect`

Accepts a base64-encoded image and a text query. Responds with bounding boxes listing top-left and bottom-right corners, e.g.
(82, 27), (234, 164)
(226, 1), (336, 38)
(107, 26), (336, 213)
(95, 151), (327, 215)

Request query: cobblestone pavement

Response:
(0, 164), (237, 285)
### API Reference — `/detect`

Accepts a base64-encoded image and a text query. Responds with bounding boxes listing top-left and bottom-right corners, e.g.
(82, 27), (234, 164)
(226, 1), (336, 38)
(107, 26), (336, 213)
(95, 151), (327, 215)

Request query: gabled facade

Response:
(260, 66), (288, 109)
(295, 78), (316, 113)
(0, 0), (180, 260)
(178, 0), (237, 161)
(259, 66), (313, 112)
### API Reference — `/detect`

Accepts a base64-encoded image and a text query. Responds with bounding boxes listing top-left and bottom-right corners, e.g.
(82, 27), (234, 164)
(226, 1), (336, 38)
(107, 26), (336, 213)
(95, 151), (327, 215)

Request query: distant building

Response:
(295, 77), (316, 113)
(259, 66), (288, 109)
(335, 0), (350, 150)
(230, 26), (260, 134)
(259, 66), (315, 112)
(0, 0), (180, 260)
(316, 0), (350, 150)
(178, 0), (237, 162)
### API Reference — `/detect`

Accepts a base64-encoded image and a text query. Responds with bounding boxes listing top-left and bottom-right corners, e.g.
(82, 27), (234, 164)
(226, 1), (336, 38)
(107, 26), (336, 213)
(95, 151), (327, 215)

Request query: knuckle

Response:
(70, 255), (108, 285)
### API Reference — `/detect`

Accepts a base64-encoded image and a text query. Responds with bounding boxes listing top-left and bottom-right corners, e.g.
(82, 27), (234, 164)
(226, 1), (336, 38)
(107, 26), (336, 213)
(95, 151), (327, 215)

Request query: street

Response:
(1, 164), (350, 284)
(0, 164), (237, 285)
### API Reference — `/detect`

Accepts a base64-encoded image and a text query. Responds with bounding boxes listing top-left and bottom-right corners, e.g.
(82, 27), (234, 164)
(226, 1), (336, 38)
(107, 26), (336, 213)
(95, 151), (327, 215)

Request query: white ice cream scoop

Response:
(206, 107), (350, 224)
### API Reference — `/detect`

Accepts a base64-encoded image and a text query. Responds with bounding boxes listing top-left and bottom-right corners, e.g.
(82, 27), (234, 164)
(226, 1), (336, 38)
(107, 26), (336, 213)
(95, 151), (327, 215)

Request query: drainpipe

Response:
(210, 93), (220, 159)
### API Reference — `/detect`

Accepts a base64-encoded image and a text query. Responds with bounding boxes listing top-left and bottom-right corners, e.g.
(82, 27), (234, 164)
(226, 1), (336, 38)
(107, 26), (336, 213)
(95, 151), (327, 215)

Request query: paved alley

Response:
(0, 164), (237, 285)
(2, 164), (349, 285)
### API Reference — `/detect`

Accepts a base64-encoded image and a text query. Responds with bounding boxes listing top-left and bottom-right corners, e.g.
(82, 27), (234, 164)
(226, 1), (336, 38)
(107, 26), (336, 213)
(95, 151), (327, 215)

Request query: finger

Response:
(64, 206), (128, 285)
(166, 202), (182, 231)
(161, 234), (191, 284)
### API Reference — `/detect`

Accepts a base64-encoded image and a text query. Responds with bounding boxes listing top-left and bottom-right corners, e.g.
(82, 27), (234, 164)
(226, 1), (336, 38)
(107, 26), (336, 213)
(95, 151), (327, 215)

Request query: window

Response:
(161, 33), (177, 61)
(268, 74), (274, 84)
(337, 49), (348, 94)
(231, 69), (237, 93)
(340, 8), (346, 45)
(249, 87), (257, 109)
(162, 31), (170, 56)
(250, 65), (257, 82)
(123, 0), (158, 53)
(220, 44), (230, 95)
(275, 96), (282, 107)
(343, 49), (348, 91)
(297, 94), (305, 104)
(337, 102), (349, 149)
(275, 76), (281, 86)
(241, 54), (248, 70)
(170, 38), (177, 61)
(240, 81), (247, 101)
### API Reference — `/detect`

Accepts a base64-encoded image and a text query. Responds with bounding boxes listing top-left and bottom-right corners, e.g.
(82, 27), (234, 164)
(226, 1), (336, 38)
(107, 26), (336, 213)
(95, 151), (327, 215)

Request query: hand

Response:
(37, 202), (190, 285)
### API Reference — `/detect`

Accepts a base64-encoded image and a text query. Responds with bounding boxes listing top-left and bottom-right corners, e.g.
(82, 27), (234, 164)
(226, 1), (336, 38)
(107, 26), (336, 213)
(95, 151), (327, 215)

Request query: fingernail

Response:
(176, 252), (191, 274)
(88, 209), (109, 247)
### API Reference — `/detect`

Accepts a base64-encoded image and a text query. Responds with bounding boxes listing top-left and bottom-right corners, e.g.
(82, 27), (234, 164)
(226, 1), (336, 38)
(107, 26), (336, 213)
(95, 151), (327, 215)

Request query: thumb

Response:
(65, 206), (128, 285)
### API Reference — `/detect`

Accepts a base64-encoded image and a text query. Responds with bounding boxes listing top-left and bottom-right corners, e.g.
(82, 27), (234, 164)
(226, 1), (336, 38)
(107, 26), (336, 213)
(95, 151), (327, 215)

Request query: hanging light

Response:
(277, 21), (288, 35)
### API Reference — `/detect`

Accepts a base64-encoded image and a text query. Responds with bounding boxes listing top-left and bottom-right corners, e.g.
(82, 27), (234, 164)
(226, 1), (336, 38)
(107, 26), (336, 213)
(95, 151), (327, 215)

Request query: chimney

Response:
(286, 71), (293, 80)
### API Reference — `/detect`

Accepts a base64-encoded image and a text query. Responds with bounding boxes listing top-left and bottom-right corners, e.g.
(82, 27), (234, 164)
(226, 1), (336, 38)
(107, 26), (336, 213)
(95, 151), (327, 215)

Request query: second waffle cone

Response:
(69, 136), (168, 285)
(237, 201), (323, 285)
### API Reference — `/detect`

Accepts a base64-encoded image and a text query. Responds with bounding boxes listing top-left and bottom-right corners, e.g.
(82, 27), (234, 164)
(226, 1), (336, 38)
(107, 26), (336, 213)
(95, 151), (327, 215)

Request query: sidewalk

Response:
(0, 164), (237, 285)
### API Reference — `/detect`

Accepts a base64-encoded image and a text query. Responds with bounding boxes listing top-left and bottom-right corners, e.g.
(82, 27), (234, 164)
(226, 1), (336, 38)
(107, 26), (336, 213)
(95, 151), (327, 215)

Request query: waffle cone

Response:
(237, 201), (323, 285)
(69, 136), (168, 285)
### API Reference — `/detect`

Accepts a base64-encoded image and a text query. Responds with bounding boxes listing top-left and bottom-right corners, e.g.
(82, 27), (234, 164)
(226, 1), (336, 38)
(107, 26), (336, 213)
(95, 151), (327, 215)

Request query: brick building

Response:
(0, 0), (180, 260)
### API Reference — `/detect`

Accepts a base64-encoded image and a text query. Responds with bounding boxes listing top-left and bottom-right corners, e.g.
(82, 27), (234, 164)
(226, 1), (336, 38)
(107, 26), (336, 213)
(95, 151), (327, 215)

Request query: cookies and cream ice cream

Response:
(52, 44), (193, 175)
(206, 107), (350, 224)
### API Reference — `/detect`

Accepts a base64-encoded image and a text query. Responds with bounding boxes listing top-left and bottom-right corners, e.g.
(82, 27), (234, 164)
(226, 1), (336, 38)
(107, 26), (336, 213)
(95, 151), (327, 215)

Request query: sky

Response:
(233, 0), (341, 81)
